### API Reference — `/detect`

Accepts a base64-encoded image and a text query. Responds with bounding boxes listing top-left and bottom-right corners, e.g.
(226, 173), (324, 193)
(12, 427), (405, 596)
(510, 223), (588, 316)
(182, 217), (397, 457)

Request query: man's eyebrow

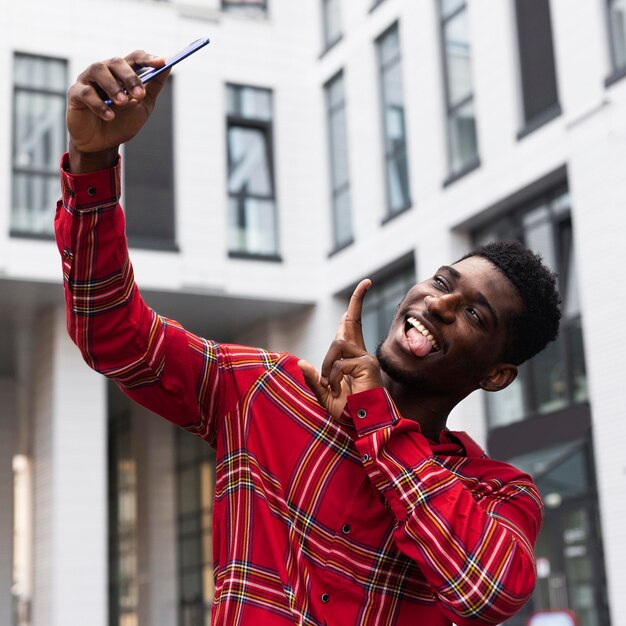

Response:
(437, 265), (499, 327)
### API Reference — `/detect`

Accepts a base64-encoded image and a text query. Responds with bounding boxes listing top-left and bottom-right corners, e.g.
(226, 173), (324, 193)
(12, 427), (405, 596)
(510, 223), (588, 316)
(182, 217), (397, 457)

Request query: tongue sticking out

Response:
(406, 327), (433, 357)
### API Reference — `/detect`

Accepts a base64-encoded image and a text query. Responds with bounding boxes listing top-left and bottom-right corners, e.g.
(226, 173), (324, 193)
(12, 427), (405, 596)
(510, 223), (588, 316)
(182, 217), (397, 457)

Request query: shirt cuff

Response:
(347, 387), (404, 437)
(60, 152), (122, 214)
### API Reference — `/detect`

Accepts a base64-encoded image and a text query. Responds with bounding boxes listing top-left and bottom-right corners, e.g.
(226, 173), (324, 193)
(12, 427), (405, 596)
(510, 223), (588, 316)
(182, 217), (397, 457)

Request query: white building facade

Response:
(1, 0), (625, 625)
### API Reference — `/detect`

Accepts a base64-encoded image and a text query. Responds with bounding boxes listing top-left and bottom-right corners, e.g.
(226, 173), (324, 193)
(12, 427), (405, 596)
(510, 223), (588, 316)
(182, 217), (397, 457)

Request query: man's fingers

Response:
(336, 278), (372, 347)
(320, 339), (367, 384)
(298, 360), (323, 394)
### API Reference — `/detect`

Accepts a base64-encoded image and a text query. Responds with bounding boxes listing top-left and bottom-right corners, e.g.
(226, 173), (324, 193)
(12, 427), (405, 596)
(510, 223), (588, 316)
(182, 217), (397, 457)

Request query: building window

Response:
(507, 440), (611, 626)
(607, 0), (626, 76)
(226, 84), (279, 258)
(322, 0), (342, 50)
(474, 187), (587, 429)
(108, 414), (139, 626)
(11, 53), (67, 238)
(176, 430), (216, 626)
(325, 72), (353, 251)
(222, 0), (267, 15)
(124, 78), (176, 250)
(361, 263), (416, 353)
(515, 0), (561, 136)
(439, 0), (479, 179)
(376, 23), (411, 218)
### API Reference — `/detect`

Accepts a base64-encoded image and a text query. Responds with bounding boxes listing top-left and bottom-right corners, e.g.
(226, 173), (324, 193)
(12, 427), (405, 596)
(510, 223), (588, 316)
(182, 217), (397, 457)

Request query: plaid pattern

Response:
(55, 154), (542, 626)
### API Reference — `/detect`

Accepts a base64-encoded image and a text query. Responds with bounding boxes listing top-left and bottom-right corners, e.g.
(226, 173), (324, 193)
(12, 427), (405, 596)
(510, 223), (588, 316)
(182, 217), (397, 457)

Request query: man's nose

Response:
(424, 293), (460, 323)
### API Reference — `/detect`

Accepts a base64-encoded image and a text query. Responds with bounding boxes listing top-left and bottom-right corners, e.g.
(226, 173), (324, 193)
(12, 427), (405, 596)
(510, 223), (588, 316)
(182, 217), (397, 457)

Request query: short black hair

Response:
(460, 240), (561, 366)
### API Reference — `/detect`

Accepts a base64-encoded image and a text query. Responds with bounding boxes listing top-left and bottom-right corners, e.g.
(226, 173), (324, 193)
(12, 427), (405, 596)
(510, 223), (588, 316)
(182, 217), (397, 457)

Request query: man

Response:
(56, 52), (560, 626)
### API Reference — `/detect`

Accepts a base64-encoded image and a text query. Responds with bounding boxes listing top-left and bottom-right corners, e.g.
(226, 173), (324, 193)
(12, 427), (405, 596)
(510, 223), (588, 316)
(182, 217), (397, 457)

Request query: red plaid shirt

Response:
(55, 154), (542, 626)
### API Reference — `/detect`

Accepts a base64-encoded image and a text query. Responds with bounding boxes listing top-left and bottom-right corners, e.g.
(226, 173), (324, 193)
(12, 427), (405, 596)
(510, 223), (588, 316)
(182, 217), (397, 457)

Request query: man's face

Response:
(376, 256), (523, 397)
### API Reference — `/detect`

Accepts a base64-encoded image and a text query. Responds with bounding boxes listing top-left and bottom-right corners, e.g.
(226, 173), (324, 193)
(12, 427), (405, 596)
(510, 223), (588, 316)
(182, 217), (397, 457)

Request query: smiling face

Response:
(376, 256), (523, 402)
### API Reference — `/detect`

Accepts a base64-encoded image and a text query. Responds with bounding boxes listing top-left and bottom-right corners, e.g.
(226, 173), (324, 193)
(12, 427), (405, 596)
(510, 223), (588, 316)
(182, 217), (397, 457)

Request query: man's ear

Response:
(480, 363), (518, 392)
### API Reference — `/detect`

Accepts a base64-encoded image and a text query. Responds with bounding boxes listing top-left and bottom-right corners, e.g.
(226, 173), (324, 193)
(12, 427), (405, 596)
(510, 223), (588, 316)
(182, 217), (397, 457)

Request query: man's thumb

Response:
(297, 359), (321, 391)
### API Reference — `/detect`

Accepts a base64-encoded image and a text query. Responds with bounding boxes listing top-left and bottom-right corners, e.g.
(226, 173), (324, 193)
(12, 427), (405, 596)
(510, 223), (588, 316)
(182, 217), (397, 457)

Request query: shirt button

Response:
(356, 409), (367, 419)
(87, 186), (97, 196)
(342, 523), (351, 534)
(321, 593), (330, 603)
(362, 453), (370, 462)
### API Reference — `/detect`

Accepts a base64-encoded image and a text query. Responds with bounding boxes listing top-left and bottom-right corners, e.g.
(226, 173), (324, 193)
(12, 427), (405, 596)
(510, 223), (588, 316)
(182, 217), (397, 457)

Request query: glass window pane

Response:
(525, 215), (557, 272)
(240, 87), (272, 121)
(382, 63), (406, 152)
(444, 9), (473, 106)
(532, 333), (568, 414)
(486, 374), (527, 428)
(386, 152), (410, 213)
(441, 0), (465, 19)
(329, 107), (349, 188)
(228, 127), (273, 196)
(333, 188), (352, 248)
(229, 196), (277, 255)
(448, 99), (478, 174)
(568, 320), (588, 403)
(379, 26), (400, 66)
(323, 0), (342, 47)
(14, 55), (66, 90)
(12, 173), (59, 235)
(222, 0), (266, 16)
(14, 93), (67, 171)
(609, 0), (626, 70)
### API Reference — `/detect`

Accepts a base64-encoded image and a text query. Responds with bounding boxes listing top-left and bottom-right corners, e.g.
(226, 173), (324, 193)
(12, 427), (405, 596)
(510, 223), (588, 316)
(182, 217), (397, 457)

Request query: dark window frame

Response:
(225, 83), (280, 260)
(376, 22), (412, 220)
(605, 0), (626, 86)
(321, 0), (343, 53)
(438, 0), (481, 183)
(11, 52), (67, 240)
(221, 0), (267, 14)
(175, 429), (216, 626)
(514, 0), (562, 138)
(325, 70), (354, 254)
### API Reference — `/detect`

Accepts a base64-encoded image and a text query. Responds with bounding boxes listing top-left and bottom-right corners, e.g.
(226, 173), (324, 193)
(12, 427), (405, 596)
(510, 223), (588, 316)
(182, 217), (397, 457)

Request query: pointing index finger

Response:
(336, 278), (372, 347)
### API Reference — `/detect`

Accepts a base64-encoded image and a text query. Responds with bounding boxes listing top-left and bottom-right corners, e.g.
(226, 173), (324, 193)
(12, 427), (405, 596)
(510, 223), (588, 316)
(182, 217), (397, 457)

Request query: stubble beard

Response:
(375, 340), (430, 390)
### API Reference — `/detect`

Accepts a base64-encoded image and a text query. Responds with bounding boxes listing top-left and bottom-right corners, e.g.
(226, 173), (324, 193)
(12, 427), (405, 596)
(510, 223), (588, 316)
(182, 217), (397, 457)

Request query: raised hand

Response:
(67, 51), (170, 172)
(299, 279), (384, 419)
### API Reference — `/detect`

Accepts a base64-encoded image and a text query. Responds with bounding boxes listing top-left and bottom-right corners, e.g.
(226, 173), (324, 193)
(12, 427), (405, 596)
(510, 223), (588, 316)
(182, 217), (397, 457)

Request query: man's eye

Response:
(467, 307), (482, 324)
(433, 276), (449, 291)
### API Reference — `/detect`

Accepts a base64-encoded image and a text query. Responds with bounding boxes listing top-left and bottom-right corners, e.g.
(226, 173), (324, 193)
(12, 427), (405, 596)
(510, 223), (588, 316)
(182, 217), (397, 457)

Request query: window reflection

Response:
(11, 54), (67, 237)
(439, 0), (479, 176)
(226, 84), (278, 256)
(377, 24), (411, 215)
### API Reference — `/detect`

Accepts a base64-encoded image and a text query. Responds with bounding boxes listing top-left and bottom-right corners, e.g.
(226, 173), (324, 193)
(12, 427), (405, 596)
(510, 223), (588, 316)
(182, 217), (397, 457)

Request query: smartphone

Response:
(101, 37), (210, 106)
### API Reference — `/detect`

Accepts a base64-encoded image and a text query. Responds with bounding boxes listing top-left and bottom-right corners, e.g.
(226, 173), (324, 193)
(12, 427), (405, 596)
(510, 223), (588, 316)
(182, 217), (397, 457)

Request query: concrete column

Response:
(31, 308), (107, 626)
(568, 93), (626, 626)
(0, 380), (17, 626)
(134, 406), (178, 626)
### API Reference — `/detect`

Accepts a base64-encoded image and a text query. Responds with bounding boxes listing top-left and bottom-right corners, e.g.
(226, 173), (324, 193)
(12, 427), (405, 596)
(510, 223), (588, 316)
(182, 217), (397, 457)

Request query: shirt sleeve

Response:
(346, 387), (542, 626)
(54, 153), (257, 444)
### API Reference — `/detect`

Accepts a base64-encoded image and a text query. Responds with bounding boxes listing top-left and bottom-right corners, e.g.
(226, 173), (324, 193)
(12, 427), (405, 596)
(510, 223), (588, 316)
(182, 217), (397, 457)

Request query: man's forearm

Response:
(68, 141), (119, 174)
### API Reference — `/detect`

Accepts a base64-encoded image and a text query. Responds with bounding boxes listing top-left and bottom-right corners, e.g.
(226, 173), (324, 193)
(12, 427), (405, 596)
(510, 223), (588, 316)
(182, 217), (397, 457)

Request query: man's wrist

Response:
(68, 141), (119, 174)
